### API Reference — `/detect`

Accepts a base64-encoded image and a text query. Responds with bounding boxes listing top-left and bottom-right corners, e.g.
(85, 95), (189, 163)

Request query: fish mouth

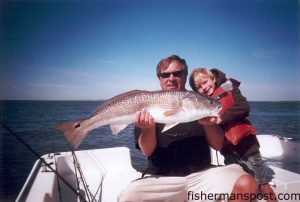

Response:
(217, 105), (222, 113)
(212, 105), (222, 116)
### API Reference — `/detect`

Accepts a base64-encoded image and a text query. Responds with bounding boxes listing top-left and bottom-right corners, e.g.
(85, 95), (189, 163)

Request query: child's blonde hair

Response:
(189, 68), (214, 91)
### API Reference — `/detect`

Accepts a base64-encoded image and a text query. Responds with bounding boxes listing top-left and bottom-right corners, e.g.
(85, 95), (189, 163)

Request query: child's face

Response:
(195, 76), (216, 96)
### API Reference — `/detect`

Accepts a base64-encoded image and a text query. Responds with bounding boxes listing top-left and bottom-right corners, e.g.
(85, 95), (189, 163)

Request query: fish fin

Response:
(162, 123), (179, 132)
(181, 97), (195, 112)
(163, 110), (178, 116)
(110, 124), (128, 135)
(55, 120), (87, 150)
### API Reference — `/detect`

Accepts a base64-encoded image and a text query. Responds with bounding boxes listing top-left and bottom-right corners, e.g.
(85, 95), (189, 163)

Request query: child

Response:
(189, 68), (277, 202)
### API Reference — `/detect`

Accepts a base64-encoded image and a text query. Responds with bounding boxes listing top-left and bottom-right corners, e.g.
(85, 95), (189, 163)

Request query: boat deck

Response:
(16, 135), (300, 202)
(16, 147), (142, 202)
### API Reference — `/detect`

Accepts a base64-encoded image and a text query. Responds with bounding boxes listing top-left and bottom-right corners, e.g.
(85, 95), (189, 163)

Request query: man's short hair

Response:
(156, 55), (188, 78)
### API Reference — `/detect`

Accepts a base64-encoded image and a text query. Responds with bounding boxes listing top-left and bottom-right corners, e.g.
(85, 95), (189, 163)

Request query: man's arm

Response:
(135, 109), (157, 157)
(199, 117), (224, 151)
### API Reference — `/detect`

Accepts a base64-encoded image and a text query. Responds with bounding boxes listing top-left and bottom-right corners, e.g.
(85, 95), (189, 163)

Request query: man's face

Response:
(158, 60), (187, 91)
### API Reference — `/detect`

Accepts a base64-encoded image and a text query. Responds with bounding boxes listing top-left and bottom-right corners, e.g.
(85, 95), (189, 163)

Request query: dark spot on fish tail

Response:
(75, 123), (81, 128)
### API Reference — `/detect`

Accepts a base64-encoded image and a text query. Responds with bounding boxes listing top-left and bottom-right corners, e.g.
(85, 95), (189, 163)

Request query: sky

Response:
(1, 0), (299, 101)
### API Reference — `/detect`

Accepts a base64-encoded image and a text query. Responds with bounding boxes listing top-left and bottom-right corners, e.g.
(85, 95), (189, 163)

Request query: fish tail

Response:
(55, 120), (88, 150)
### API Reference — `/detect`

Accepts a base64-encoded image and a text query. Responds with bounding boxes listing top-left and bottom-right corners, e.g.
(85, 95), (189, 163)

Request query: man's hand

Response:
(198, 117), (222, 125)
(134, 109), (157, 157)
(134, 109), (155, 129)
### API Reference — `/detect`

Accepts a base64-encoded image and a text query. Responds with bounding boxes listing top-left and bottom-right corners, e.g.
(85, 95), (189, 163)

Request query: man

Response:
(118, 55), (257, 202)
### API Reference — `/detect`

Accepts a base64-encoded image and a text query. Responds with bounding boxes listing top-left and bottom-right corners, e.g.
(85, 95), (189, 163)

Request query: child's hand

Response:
(198, 117), (222, 125)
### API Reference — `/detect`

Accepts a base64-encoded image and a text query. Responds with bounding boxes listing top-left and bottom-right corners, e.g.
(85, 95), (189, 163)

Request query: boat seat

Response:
(256, 135), (284, 158)
(80, 147), (142, 201)
(65, 147), (142, 202)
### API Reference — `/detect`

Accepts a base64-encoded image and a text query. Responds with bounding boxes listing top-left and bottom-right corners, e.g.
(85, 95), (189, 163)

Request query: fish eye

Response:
(75, 123), (81, 128)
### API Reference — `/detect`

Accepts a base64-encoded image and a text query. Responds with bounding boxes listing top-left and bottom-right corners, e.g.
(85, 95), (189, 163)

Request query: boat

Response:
(16, 134), (300, 202)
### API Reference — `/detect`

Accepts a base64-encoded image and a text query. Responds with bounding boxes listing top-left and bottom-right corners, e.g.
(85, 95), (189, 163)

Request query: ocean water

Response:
(0, 100), (299, 201)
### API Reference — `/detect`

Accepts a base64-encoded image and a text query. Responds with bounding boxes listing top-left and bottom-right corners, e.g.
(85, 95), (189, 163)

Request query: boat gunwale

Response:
(16, 159), (43, 202)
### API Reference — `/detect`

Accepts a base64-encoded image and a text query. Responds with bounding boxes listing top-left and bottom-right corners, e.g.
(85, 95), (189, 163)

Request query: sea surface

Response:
(0, 100), (299, 201)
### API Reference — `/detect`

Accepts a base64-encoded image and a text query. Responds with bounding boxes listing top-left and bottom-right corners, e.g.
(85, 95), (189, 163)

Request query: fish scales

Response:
(93, 90), (182, 122)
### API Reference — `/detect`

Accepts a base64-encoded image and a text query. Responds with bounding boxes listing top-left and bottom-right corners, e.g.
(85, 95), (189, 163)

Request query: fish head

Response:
(181, 91), (221, 119)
